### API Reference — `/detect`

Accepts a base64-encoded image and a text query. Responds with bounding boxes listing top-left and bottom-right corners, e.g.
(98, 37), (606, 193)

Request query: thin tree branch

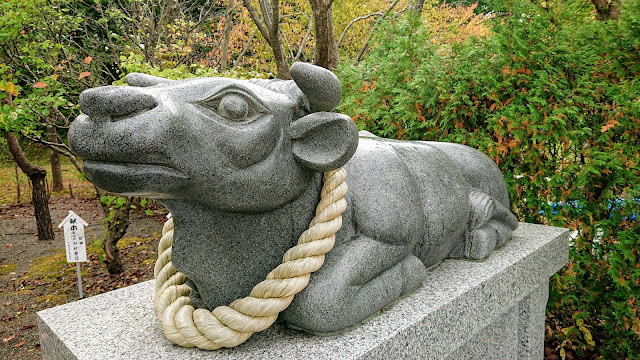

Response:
(269, 0), (280, 43)
(234, 27), (258, 66)
(20, 132), (83, 173)
(280, 28), (295, 58)
(337, 12), (383, 48)
(189, 1), (234, 33)
(260, 0), (274, 28)
(20, 132), (73, 154)
(294, 13), (313, 61)
(357, 0), (402, 62)
(243, 0), (272, 44)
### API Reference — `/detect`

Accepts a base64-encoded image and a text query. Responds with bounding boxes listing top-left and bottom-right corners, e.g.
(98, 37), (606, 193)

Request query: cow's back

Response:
(342, 136), (471, 268)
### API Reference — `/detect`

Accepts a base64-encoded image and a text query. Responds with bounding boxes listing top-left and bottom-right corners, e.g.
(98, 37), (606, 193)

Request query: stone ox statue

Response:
(69, 63), (519, 348)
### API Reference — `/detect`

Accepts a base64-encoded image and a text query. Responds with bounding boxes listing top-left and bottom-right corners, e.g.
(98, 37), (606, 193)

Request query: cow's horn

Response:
(290, 62), (341, 112)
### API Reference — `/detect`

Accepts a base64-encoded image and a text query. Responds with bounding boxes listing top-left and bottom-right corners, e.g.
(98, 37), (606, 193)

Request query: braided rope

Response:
(153, 169), (348, 349)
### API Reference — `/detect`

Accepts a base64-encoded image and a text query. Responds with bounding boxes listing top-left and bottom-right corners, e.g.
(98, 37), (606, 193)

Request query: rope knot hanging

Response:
(153, 168), (348, 350)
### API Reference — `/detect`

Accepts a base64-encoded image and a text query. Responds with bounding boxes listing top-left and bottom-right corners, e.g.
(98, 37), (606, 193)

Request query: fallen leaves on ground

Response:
(3, 334), (16, 343)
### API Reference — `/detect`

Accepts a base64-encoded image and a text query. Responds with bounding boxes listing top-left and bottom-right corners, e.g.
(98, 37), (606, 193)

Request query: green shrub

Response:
(116, 52), (269, 85)
(338, 2), (640, 358)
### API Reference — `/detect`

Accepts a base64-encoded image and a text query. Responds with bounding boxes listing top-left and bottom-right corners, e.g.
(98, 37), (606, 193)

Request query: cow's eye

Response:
(198, 88), (267, 123)
(218, 94), (249, 121)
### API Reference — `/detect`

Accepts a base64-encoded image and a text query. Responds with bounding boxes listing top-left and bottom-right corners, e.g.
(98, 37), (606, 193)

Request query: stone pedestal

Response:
(38, 223), (568, 360)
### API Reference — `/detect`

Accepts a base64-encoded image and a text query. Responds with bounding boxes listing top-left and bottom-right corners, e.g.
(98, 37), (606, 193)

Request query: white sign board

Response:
(58, 210), (88, 263)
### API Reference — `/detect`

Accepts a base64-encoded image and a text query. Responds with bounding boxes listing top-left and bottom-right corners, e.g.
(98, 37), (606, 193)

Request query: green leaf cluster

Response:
(338, 1), (640, 357)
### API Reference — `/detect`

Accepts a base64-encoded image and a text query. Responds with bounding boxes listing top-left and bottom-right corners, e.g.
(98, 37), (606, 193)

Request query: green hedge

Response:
(338, 2), (640, 358)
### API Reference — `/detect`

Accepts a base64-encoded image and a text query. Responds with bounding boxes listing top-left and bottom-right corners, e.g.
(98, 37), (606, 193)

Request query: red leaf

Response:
(32, 82), (47, 88)
(78, 72), (91, 80)
(84, 56), (93, 64)
(20, 325), (35, 331)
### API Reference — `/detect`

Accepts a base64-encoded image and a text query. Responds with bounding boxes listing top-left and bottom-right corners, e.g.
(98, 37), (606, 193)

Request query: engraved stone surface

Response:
(38, 223), (569, 360)
(68, 62), (520, 334)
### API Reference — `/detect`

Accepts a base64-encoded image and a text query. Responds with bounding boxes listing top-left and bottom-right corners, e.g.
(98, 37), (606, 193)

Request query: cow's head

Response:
(69, 63), (358, 213)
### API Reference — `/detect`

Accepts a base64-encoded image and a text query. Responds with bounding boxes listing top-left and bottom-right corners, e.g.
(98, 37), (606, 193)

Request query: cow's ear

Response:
(290, 62), (341, 113)
(290, 112), (359, 172)
(125, 73), (174, 87)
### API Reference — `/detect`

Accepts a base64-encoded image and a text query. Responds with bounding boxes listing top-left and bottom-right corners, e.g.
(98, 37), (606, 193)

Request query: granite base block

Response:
(38, 223), (568, 360)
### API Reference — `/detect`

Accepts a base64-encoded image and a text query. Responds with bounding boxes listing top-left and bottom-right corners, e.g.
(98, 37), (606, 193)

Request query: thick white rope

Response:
(154, 169), (348, 349)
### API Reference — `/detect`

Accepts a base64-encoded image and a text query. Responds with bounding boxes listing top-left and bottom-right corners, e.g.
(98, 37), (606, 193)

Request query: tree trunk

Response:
(413, 0), (425, 13)
(47, 126), (64, 192)
(100, 196), (133, 274)
(242, 0), (291, 79)
(311, 0), (339, 69)
(3, 93), (54, 241)
(220, 0), (235, 72)
(5, 132), (55, 241)
(268, 0), (291, 79)
(592, 0), (621, 20)
(272, 39), (292, 79)
(326, 6), (338, 69)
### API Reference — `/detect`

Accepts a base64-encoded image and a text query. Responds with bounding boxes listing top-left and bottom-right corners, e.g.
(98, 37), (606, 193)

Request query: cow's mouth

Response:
(82, 160), (188, 198)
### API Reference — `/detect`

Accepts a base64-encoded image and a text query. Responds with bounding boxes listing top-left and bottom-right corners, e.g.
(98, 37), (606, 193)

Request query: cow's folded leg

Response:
(281, 236), (427, 334)
(465, 191), (519, 259)
(490, 201), (520, 247)
(467, 225), (497, 259)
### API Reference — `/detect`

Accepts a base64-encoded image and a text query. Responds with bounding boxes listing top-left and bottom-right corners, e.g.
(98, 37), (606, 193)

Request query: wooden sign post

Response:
(58, 210), (88, 298)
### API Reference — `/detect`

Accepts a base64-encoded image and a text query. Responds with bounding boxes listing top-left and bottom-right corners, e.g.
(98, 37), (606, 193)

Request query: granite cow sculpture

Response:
(69, 63), (519, 334)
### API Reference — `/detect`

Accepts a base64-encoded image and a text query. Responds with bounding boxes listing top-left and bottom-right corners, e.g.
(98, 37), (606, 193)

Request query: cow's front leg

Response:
(280, 235), (427, 334)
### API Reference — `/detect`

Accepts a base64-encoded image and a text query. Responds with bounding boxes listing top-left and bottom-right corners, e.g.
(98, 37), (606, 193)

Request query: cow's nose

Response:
(79, 86), (156, 122)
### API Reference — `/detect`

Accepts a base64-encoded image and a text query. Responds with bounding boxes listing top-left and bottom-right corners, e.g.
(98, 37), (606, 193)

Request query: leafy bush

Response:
(116, 52), (269, 84)
(338, 1), (640, 358)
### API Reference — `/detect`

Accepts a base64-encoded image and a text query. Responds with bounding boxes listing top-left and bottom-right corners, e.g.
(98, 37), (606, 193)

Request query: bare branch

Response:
(337, 12), (383, 48)
(280, 28), (295, 58)
(260, 0), (274, 28)
(294, 13), (313, 61)
(189, 1), (232, 33)
(269, 0), (280, 42)
(20, 132), (83, 173)
(51, 107), (74, 128)
(21, 131), (72, 154)
(357, 0), (402, 63)
(243, 0), (272, 43)
(234, 27), (259, 66)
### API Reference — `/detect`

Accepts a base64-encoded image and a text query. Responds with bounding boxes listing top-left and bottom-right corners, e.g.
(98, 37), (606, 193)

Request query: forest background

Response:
(0, 0), (639, 359)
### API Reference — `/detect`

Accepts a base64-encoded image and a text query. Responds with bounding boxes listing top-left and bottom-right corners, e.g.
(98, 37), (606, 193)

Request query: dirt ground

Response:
(0, 193), (166, 360)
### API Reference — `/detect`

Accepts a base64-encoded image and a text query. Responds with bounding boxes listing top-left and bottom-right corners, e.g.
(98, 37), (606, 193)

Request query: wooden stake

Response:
(76, 262), (83, 298)
(15, 164), (21, 204)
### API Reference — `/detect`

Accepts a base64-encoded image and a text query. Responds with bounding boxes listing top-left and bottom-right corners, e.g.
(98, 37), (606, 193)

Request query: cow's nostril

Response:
(111, 106), (155, 122)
